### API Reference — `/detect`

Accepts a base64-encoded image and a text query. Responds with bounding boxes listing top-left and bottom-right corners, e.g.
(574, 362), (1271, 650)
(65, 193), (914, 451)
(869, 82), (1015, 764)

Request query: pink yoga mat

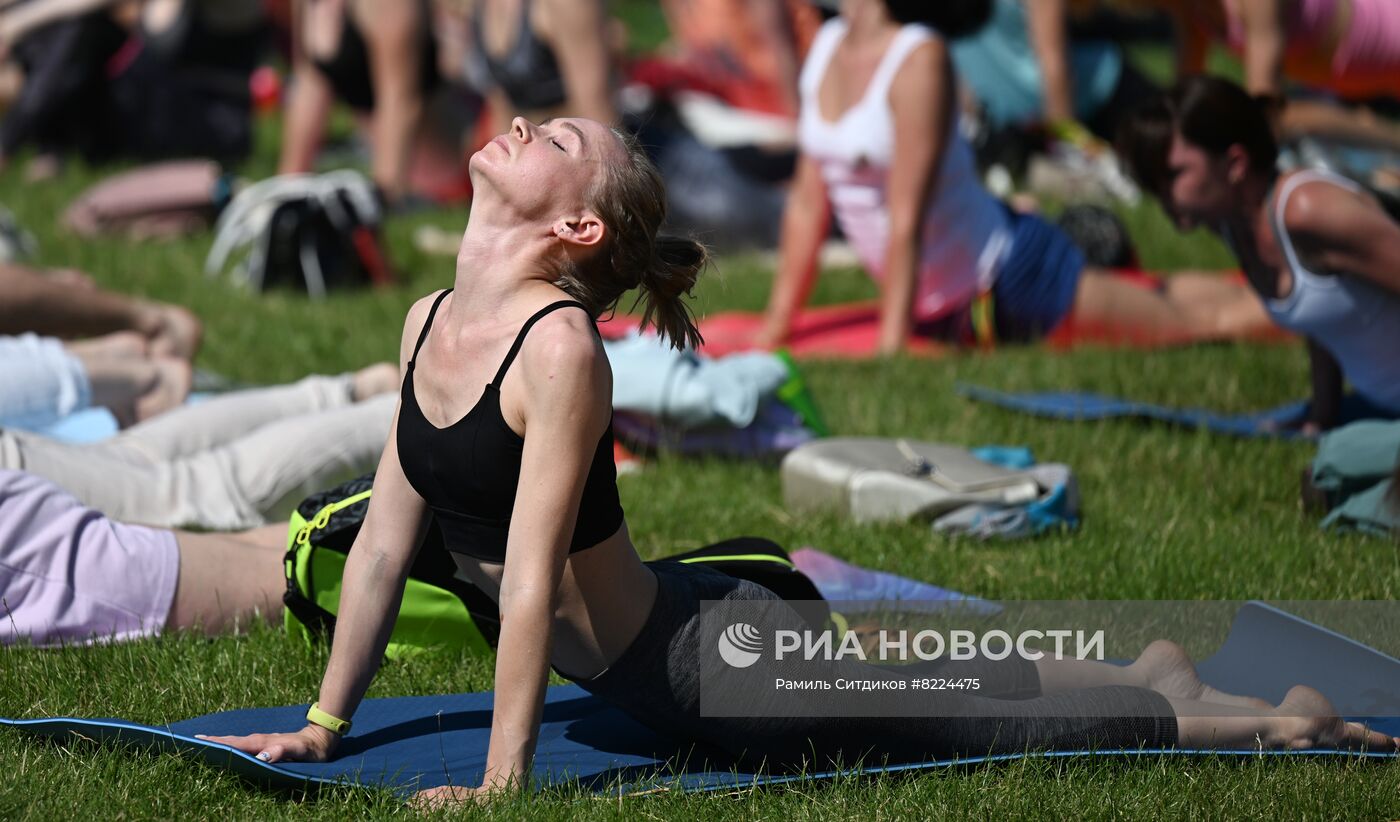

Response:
(599, 302), (947, 359)
(599, 289), (1292, 360)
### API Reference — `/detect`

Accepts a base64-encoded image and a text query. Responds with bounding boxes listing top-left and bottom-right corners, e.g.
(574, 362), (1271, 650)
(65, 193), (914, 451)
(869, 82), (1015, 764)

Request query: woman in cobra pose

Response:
(757, 0), (1277, 356)
(200, 112), (1395, 804)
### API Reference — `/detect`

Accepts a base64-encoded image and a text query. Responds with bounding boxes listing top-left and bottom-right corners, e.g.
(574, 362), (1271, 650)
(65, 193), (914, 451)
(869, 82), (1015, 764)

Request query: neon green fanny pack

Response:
(283, 475), (826, 659)
(282, 474), (494, 660)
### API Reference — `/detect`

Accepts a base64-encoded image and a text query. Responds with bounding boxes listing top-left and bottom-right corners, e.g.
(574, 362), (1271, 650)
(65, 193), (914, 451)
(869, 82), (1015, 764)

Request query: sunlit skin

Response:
(467, 117), (623, 232)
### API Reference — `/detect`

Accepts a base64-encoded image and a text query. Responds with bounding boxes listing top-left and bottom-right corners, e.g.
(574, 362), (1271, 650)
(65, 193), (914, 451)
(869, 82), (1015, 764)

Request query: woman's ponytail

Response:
(635, 235), (707, 351)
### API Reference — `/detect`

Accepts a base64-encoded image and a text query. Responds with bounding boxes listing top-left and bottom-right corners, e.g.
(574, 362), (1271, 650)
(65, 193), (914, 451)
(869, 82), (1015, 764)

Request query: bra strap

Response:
(410, 288), (454, 364)
(492, 300), (589, 387)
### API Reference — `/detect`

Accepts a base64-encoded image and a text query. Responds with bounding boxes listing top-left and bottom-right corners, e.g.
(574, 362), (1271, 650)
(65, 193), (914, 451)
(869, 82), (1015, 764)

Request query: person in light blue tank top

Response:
(1118, 75), (1400, 433)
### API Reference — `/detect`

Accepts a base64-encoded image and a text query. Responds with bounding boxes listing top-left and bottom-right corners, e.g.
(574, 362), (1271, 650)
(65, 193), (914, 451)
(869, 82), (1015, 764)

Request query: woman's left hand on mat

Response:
(194, 726), (339, 764)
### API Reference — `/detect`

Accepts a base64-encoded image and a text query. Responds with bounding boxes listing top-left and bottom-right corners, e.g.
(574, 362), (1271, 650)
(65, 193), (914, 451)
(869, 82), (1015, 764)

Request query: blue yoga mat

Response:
(4, 603), (1398, 797)
(957, 385), (1397, 440)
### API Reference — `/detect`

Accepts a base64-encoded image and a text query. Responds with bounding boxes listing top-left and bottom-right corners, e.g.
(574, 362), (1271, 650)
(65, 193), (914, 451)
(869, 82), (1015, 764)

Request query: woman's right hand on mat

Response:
(195, 725), (340, 764)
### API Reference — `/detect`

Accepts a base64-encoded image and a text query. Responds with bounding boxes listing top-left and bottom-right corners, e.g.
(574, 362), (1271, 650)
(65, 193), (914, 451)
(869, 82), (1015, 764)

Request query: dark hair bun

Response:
(1171, 75), (1279, 175)
(883, 0), (992, 38)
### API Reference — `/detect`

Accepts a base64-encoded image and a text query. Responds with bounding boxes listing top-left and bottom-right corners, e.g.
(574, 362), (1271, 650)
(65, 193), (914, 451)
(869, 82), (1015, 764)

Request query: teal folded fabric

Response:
(1322, 480), (1400, 537)
(1312, 421), (1400, 537)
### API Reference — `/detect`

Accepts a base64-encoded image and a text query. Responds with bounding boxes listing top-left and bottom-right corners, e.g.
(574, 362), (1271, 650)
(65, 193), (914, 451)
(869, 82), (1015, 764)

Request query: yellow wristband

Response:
(306, 702), (352, 736)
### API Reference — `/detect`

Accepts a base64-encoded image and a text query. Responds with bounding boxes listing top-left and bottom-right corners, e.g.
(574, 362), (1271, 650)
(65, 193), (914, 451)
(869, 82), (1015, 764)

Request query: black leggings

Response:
(575, 562), (1177, 770)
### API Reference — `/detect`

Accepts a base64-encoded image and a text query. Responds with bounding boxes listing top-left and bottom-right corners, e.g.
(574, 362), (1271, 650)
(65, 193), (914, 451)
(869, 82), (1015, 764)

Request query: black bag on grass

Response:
(284, 473), (826, 659)
(206, 171), (393, 299)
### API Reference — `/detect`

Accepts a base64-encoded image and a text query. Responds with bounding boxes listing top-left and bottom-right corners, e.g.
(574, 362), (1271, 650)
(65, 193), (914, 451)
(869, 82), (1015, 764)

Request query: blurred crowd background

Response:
(0, 0), (1394, 247)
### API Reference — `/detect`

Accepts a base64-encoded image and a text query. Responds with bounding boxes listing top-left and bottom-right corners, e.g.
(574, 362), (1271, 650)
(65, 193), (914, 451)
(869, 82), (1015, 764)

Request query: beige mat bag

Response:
(781, 437), (1043, 524)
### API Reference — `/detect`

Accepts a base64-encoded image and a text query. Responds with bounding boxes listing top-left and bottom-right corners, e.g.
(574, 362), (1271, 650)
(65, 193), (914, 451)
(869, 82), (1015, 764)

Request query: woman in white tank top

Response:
(756, 0), (1278, 355)
(1118, 75), (1400, 432)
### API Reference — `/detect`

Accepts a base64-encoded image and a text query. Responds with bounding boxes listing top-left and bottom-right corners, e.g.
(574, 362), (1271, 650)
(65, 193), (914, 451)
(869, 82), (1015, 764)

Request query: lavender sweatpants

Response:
(0, 469), (177, 646)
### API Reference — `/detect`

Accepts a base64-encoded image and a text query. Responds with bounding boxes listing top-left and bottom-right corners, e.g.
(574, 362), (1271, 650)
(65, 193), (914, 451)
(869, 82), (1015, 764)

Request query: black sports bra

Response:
(308, 0), (439, 112)
(469, 0), (567, 111)
(397, 289), (624, 562)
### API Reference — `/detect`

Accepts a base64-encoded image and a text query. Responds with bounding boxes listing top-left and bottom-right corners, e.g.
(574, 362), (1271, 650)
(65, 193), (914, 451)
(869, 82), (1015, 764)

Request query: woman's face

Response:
(1165, 131), (1234, 229)
(469, 117), (623, 224)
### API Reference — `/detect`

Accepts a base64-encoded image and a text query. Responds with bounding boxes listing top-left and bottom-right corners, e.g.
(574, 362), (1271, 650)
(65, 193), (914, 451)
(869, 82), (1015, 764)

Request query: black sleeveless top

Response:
(397, 290), (624, 562)
(469, 0), (567, 111)
(309, 0), (440, 112)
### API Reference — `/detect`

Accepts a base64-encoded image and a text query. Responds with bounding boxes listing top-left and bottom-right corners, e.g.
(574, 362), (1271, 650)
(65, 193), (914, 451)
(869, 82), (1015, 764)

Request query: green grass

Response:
(4, 36), (1400, 822)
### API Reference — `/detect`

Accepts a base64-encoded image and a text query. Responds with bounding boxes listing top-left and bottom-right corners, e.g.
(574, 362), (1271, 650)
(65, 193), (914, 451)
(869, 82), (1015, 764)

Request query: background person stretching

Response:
(0, 365), (398, 529)
(757, 0), (1279, 356)
(1117, 75), (1400, 432)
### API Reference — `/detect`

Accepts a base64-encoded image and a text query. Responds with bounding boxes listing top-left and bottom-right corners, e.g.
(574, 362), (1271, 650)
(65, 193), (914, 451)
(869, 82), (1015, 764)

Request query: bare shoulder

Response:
(889, 37), (948, 109)
(901, 36), (947, 70)
(1280, 173), (1376, 236)
(1277, 174), (1400, 277)
(519, 307), (607, 376)
(515, 307), (610, 404)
